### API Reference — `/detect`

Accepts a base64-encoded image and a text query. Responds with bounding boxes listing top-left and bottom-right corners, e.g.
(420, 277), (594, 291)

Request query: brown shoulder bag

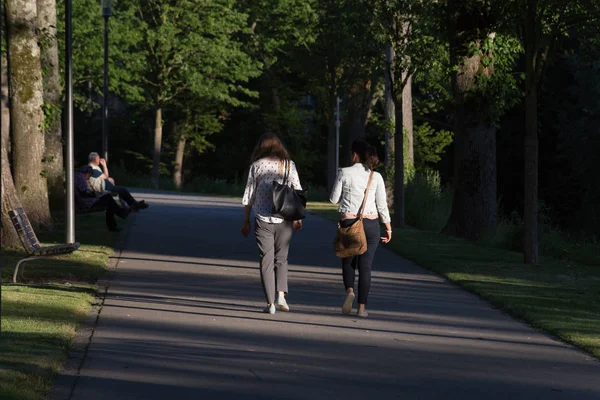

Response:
(333, 170), (374, 258)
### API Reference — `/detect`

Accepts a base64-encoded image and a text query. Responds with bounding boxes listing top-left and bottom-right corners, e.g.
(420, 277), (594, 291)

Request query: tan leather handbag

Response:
(334, 171), (374, 258)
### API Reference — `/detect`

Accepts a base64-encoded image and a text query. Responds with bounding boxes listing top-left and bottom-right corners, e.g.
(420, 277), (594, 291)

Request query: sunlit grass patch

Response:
(1, 212), (115, 399)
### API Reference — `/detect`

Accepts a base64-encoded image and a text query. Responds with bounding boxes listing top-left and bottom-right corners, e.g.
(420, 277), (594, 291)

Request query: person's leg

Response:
(339, 218), (358, 314)
(356, 219), (380, 316)
(111, 186), (137, 207)
(92, 195), (118, 230)
(339, 219), (358, 291)
(273, 221), (293, 310)
(255, 219), (276, 309)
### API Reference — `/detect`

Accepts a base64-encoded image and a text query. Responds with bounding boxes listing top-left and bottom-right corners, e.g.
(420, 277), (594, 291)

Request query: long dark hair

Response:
(250, 133), (290, 163)
(351, 140), (379, 171)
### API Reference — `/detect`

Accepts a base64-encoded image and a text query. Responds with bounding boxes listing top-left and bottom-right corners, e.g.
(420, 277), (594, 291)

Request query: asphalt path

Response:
(52, 190), (600, 400)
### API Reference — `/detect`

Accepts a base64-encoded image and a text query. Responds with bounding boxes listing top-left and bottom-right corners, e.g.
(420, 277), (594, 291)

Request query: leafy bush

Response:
(404, 170), (452, 231)
(483, 204), (600, 266)
(414, 123), (453, 170)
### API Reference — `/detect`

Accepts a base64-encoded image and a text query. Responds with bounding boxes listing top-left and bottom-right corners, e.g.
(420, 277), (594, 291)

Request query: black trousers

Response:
(94, 194), (128, 229)
(110, 185), (137, 207)
(341, 218), (380, 305)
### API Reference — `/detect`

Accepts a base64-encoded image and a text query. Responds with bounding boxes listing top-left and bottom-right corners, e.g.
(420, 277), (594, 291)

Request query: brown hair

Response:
(351, 140), (379, 171)
(250, 133), (290, 163)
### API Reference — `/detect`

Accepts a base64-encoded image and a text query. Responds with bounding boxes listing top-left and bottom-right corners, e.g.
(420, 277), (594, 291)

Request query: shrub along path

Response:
(50, 191), (600, 400)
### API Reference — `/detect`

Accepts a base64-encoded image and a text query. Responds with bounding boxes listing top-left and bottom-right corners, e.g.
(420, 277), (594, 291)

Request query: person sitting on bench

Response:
(87, 152), (149, 211)
(75, 166), (130, 232)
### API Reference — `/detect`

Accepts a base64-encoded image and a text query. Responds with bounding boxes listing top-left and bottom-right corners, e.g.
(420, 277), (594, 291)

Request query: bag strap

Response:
(282, 159), (291, 186)
(357, 170), (374, 220)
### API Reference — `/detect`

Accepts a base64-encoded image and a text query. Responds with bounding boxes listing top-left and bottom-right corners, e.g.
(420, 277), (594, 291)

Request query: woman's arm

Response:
(289, 161), (302, 190)
(242, 164), (256, 207)
(241, 165), (256, 238)
(375, 174), (391, 223)
(375, 174), (392, 243)
(329, 169), (344, 204)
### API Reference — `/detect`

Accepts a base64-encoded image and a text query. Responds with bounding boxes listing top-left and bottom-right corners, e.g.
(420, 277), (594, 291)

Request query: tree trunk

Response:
(327, 94), (337, 192)
(393, 94), (405, 228)
(523, 0), (539, 264)
(442, 53), (497, 240)
(442, 122), (497, 239)
(173, 135), (186, 190)
(151, 107), (163, 189)
(344, 79), (376, 166)
(37, 0), (64, 209)
(402, 73), (414, 168)
(2, 52), (24, 249)
(6, 0), (52, 229)
(384, 42), (395, 173)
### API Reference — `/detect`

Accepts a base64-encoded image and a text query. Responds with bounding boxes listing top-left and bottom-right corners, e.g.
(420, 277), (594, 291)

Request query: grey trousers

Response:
(255, 219), (293, 304)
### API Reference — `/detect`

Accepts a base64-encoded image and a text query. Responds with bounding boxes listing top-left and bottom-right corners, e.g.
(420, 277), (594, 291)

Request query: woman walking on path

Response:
(330, 140), (392, 318)
(241, 133), (303, 314)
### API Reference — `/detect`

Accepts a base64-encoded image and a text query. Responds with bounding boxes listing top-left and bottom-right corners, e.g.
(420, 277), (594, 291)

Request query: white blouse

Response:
(242, 157), (302, 223)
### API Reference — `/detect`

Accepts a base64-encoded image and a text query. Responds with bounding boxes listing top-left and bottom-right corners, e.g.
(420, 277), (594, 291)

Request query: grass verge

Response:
(1, 212), (116, 400)
(307, 202), (600, 360)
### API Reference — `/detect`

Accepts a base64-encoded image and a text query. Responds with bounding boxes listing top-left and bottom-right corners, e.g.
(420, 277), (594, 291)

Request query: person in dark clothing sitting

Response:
(75, 166), (130, 232)
(87, 152), (149, 212)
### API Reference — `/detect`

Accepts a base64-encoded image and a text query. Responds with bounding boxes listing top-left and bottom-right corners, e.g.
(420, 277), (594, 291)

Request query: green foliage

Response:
(239, 0), (318, 65)
(40, 102), (61, 134)
(132, 0), (261, 108)
(413, 123), (453, 170)
(404, 170), (452, 231)
(470, 34), (524, 123)
(124, 150), (170, 176)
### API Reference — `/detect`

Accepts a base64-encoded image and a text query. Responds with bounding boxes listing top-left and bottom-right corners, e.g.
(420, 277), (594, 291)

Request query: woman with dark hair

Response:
(241, 133), (303, 314)
(329, 140), (392, 318)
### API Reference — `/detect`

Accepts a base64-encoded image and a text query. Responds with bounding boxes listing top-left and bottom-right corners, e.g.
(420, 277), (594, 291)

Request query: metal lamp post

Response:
(65, 0), (75, 243)
(102, 0), (112, 162)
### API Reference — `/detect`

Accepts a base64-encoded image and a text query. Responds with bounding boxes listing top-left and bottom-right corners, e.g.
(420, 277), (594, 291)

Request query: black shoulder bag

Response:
(272, 160), (307, 220)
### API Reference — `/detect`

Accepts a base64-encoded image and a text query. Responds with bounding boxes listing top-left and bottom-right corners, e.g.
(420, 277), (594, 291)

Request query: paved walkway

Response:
(53, 191), (600, 399)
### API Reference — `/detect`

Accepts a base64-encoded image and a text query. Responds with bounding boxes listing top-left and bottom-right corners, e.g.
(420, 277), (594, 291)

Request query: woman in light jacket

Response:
(241, 133), (303, 314)
(330, 140), (392, 318)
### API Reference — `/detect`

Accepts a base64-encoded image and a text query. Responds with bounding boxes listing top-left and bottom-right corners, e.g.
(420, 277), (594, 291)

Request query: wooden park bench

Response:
(9, 208), (80, 283)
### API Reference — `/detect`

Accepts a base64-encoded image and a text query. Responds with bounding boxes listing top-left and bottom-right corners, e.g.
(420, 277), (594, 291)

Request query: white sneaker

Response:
(263, 304), (276, 314)
(275, 295), (290, 312)
(342, 292), (355, 315)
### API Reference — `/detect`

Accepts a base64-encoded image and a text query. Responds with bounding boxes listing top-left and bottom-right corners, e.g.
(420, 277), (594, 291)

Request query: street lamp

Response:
(101, 0), (112, 162)
(65, 0), (75, 243)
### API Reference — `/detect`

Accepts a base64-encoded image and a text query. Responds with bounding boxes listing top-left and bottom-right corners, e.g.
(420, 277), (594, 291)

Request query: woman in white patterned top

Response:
(241, 133), (303, 314)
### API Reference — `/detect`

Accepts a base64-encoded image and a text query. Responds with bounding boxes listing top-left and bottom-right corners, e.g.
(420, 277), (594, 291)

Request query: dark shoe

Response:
(357, 309), (369, 318)
(109, 226), (123, 232)
(137, 200), (149, 210)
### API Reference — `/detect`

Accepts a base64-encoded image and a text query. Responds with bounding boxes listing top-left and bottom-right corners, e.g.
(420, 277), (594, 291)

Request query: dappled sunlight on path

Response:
(52, 191), (600, 400)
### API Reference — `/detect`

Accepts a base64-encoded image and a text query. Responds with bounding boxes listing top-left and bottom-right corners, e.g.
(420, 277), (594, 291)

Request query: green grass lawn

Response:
(308, 202), (600, 359)
(1, 212), (116, 400)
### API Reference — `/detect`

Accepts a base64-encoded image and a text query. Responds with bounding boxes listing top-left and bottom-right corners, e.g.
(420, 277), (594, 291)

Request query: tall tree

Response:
(240, 0), (317, 135)
(375, 0), (437, 226)
(1, 49), (23, 249)
(38, 0), (63, 208)
(129, 0), (260, 189)
(171, 104), (223, 189)
(383, 42), (395, 173)
(520, 0), (600, 264)
(6, 0), (52, 228)
(442, 1), (521, 240)
(308, 0), (382, 189)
